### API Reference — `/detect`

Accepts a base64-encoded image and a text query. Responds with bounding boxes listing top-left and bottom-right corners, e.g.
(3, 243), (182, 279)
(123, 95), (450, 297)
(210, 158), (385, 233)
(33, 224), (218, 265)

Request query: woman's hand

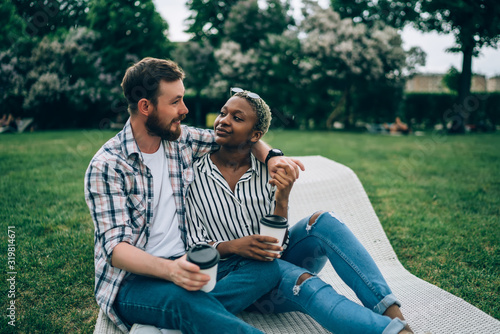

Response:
(220, 236), (283, 261)
(269, 162), (297, 212)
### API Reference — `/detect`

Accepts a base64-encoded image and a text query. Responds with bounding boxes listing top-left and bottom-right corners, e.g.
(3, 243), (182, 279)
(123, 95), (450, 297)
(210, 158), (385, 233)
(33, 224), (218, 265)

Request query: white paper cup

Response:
(199, 264), (218, 292)
(187, 244), (220, 293)
(259, 215), (288, 256)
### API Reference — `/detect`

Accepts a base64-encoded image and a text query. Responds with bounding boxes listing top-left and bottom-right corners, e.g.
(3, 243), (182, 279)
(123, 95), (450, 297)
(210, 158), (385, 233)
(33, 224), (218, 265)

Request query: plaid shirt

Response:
(84, 119), (216, 332)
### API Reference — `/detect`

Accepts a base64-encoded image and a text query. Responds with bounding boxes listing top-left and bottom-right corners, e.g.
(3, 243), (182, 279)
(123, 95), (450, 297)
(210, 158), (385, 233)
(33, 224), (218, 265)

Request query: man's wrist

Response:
(265, 149), (284, 165)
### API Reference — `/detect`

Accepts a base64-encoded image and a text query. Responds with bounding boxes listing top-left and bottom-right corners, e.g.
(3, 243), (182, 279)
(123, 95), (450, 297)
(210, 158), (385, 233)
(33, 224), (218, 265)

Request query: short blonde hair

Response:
(233, 91), (272, 134)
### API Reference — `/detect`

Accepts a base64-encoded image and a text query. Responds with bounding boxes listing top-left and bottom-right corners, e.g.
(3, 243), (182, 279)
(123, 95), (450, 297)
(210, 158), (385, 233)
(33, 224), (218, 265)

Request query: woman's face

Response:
(214, 96), (262, 148)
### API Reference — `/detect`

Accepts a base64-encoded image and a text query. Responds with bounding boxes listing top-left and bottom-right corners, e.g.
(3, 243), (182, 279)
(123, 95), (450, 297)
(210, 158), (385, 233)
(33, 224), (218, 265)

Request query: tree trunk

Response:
(343, 84), (354, 129)
(452, 40), (474, 133)
(326, 90), (346, 129)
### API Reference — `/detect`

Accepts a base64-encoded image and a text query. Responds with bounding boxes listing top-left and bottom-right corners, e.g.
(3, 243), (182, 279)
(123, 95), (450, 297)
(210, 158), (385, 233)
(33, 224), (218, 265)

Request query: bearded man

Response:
(85, 57), (303, 334)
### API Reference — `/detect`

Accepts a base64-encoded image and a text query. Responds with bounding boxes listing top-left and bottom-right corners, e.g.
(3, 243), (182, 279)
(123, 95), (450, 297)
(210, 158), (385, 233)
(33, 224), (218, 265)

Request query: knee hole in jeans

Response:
(308, 211), (325, 226)
(293, 273), (315, 296)
(296, 272), (313, 286)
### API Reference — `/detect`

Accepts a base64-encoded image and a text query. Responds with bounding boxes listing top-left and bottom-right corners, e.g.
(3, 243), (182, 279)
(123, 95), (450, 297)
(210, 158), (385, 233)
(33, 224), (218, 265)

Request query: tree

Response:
(330, 0), (418, 28)
(88, 0), (172, 75)
(330, 0), (500, 132)
(0, 1), (26, 50)
(415, 0), (500, 132)
(300, 4), (407, 128)
(206, 0), (300, 127)
(173, 40), (217, 126)
(185, 0), (239, 46)
(224, 0), (293, 51)
(0, 27), (112, 128)
(11, 0), (92, 39)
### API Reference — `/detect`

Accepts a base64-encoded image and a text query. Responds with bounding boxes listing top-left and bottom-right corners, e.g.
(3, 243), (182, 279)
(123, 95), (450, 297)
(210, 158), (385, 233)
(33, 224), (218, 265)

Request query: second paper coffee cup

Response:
(186, 244), (220, 292)
(259, 215), (288, 255)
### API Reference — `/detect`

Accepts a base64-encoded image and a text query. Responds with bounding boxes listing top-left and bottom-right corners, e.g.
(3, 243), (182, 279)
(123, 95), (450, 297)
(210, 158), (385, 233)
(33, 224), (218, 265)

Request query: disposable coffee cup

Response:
(259, 215), (288, 256)
(186, 244), (220, 292)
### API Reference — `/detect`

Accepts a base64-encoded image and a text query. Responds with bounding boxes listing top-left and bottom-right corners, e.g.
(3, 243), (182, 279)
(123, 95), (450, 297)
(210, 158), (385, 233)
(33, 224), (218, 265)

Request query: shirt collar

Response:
(120, 118), (142, 160)
(197, 152), (259, 178)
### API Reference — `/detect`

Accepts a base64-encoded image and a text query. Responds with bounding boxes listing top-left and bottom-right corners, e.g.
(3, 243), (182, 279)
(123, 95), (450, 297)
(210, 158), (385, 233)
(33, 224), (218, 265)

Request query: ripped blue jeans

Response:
(249, 211), (407, 334)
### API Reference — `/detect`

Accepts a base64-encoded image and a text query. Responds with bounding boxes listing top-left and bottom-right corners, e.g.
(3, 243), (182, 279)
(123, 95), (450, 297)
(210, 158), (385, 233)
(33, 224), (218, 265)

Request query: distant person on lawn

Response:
(84, 57), (303, 333)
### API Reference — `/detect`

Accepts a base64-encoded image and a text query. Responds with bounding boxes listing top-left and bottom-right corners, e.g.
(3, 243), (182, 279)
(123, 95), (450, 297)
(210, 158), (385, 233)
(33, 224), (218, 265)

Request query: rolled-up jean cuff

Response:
(382, 318), (407, 334)
(373, 293), (401, 315)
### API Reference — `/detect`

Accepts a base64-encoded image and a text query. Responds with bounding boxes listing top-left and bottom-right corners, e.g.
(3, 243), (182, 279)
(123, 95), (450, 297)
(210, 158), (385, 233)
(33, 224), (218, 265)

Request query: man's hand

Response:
(220, 236), (283, 261)
(112, 242), (210, 291)
(165, 255), (211, 291)
(267, 156), (305, 179)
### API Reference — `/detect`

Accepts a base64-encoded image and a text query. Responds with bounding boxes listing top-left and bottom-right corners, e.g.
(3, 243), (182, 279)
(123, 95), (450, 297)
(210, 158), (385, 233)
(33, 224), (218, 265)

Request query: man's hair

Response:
(233, 91), (272, 135)
(121, 57), (185, 115)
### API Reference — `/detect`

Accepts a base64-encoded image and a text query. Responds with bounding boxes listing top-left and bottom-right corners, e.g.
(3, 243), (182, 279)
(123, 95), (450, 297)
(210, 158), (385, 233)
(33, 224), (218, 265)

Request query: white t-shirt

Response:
(142, 142), (185, 258)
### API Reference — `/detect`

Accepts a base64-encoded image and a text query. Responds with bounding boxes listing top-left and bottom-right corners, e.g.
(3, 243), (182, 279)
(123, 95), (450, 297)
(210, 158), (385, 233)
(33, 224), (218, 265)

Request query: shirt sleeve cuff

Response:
(102, 225), (135, 264)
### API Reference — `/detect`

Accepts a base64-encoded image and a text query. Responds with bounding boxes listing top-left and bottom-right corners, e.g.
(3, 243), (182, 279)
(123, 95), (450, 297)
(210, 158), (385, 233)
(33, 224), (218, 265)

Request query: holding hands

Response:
(267, 156), (305, 181)
(269, 161), (298, 207)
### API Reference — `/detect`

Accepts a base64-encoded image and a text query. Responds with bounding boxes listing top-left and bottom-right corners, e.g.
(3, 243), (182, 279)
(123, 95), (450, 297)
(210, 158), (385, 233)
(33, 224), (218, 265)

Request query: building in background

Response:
(405, 73), (495, 93)
(487, 76), (500, 92)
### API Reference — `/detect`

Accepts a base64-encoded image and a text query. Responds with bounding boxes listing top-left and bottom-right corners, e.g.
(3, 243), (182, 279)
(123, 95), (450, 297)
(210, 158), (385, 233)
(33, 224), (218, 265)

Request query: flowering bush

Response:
(0, 27), (121, 128)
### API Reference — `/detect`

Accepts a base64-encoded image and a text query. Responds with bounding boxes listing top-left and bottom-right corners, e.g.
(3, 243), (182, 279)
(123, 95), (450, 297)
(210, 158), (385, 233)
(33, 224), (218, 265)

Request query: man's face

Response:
(145, 79), (188, 141)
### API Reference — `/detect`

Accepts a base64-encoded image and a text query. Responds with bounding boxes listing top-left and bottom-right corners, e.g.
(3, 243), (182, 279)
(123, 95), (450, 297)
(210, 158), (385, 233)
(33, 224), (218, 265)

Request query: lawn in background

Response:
(0, 129), (498, 333)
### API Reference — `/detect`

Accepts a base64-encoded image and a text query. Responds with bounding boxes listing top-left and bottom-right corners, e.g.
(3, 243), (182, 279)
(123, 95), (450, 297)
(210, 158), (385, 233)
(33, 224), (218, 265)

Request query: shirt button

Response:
(148, 199), (152, 203)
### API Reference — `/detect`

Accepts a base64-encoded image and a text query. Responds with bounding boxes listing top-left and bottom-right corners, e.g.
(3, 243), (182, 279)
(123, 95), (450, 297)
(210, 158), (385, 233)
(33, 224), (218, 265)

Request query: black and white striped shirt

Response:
(184, 153), (277, 247)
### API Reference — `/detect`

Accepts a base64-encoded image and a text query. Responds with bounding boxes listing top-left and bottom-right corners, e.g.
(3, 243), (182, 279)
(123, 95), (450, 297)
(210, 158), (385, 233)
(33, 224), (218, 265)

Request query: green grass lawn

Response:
(0, 129), (499, 333)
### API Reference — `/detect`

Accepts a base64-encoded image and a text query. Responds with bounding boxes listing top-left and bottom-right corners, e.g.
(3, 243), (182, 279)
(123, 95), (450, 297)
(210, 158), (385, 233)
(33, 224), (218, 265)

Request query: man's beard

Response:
(145, 108), (185, 141)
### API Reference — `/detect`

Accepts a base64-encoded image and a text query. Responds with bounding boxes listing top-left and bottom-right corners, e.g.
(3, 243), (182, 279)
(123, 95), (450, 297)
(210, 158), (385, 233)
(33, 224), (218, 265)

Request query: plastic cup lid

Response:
(260, 215), (288, 228)
(187, 244), (220, 269)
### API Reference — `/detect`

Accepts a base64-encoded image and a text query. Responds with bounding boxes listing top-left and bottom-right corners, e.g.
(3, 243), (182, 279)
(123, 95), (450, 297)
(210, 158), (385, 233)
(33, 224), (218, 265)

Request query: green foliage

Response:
(88, 0), (172, 75)
(485, 93), (500, 126)
(224, 0), (293, 51)
(330, 0), (419, 28)
(0, 1), (26, 51)
(198, 2), (410, 129)
(404, 93), (457, 129)
(330, 0), (500, 108)
(174, 40), (218, 126)
(442, 66), (461, 93)
(174, 40), (217, 94)
(2, 0), (495, 131)
(0, 28), (116, 128)
(186, 0), (239, 46)
(12, 0), (92, 39)
(300, 4), (407, 128)
(403, 93), (499, 130)
(416, 0), (500, 51)
(0, 0), (172, 129)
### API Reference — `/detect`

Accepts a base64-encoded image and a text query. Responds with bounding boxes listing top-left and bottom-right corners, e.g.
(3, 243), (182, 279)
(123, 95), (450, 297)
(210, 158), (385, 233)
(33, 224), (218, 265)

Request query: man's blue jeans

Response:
(250, 211), (407, 334)
(114, 255), (280, 334)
